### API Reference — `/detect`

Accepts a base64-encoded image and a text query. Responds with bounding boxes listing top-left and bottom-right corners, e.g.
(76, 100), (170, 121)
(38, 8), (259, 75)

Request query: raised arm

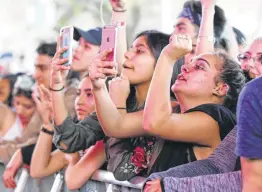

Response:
(89, 51), (146, 138)
(50, 37), (71, 126)
(110, 0), (127, 73)
(65, 140), (106, 190)
(195, 0), (216, 55)
(30, 85), (67, 177)
(143, 35), (221, 147)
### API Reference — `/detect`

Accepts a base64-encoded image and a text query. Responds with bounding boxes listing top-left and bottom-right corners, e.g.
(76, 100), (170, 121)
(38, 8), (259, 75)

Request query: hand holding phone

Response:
(60, 26), (74, 66)
(100, 25), (118, 63)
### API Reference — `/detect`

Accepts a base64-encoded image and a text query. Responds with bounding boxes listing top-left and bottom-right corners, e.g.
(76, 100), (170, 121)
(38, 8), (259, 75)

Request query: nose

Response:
(247, 58), (256, 68)
(16, 105), (24, 115)
(241, 62), (249, 71)
(76, 93), (85, 106)
(181, 65), (190, 73)
(124, 49), (135, 60)
(33, 69), (41, 80)
(74, 45), (83, 55)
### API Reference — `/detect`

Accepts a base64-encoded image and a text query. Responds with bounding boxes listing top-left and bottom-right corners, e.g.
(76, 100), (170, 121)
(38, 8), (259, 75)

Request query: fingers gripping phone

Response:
(60, 26), (74, 66)
(100, 25), (118, 62)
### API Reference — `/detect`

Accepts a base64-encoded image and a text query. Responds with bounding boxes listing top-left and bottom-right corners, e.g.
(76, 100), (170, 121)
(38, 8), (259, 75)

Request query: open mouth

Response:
(76, 109), (86, 113)
(177, 74), (187, 81)
(123, 64), (132, 69)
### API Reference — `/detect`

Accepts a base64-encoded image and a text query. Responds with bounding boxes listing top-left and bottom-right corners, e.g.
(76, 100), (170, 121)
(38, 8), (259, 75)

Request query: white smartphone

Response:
(100, 25), (118, 62)
(60, 26), (74, 66)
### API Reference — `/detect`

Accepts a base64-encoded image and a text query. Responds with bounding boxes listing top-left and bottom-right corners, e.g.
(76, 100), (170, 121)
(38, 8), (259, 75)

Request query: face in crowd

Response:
(75, 75), (95, 121)
(72, 37), (100, 72)
(238, 38), (262, 78)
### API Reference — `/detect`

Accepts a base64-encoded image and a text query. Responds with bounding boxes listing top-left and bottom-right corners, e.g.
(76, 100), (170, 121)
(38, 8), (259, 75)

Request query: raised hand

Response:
(89, 49), (117, 90)
(109, 74), (130, 107)
(163, 33), (192, 62)
(32, 85), (52, 125)
(50, 36), (70, 87)
(109, 0), (126, 11)
(200, 0), (216, 8)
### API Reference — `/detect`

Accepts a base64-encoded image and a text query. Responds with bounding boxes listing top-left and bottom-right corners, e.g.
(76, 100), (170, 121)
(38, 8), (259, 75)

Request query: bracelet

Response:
(117, 107), (126, 110)
(49, 86), (64, 92)
(113, 8), (127, 12)
(41, 126), (54, 135)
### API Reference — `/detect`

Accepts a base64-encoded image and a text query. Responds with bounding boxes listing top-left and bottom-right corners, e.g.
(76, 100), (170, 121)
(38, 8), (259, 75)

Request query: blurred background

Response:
(1, 0), (262, 74)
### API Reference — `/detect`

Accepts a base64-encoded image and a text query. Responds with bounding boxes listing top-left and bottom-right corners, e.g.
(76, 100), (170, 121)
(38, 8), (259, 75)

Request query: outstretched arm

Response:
(65, 140), (106, 190)
(195, 0), (216, 55)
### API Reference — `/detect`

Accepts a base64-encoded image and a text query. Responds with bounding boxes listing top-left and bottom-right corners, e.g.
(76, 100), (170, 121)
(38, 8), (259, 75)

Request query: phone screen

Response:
(60, 26), (73, 65)
(61, 31), (69, 59)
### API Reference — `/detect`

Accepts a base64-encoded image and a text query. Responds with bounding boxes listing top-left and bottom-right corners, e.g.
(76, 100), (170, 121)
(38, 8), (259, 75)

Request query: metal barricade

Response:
(12, 169), (145, 192)
(50, 172), (64, 192)
(14, 168), (29, 192)
(91, 170), (145, 189)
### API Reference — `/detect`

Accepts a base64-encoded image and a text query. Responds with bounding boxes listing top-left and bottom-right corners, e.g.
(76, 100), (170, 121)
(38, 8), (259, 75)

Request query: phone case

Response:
(100, 25), (118, 62)
(60, 26), (74, 66)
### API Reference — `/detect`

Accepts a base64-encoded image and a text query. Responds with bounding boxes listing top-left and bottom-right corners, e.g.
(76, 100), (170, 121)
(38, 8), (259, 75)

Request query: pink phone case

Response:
(100, 25), (118, 62)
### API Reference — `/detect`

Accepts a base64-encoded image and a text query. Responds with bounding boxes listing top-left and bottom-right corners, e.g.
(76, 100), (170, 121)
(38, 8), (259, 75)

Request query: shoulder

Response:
(186, 104), (236, 139)
(186, 104), (235, 121)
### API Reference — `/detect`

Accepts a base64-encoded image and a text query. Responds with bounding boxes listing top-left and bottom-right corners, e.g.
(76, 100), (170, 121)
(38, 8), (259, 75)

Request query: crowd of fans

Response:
(0, 0), (262, 191)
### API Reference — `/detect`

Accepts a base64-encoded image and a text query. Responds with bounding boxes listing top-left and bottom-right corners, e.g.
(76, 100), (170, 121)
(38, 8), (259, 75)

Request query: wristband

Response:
(113, 8), (127, 12)
(112, 21), (126, 27)
(49, 86), (64, 92)
(41, 126), (54, 135)
(116, 107), (126, 110)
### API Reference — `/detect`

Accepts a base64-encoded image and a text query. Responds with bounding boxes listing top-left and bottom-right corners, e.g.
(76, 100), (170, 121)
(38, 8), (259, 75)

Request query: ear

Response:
(212, 82), (229, 97)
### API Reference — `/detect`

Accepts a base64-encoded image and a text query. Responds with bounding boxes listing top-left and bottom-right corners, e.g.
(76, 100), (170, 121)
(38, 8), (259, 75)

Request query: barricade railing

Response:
(14, 168), (29, 192)
(91, 170), (145, 189)
(11, 169), (145, 192)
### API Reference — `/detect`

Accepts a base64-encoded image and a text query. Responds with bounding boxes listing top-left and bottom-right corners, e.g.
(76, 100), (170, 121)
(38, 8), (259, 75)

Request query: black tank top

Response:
(149, 103), (236, 174)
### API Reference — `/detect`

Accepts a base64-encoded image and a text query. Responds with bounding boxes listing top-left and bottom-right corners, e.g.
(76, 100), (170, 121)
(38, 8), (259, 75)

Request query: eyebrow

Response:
(256, 52), (262, 55)
(34, 63), (49, 67)
(174, 22), (186, 28)
(131, 44), (148, 49)
(244, 52), (251, 55)
(77, 88), (92, 92)
(196, 58), (210, 66)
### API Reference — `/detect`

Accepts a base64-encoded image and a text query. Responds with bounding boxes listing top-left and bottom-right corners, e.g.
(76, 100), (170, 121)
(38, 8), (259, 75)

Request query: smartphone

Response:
(60, 26), (74, 66)
(100, 25), (118, 62)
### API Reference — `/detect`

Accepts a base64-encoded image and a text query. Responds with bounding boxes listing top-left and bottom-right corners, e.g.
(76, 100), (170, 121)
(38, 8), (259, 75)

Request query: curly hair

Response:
(214, 50), (246, 113)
